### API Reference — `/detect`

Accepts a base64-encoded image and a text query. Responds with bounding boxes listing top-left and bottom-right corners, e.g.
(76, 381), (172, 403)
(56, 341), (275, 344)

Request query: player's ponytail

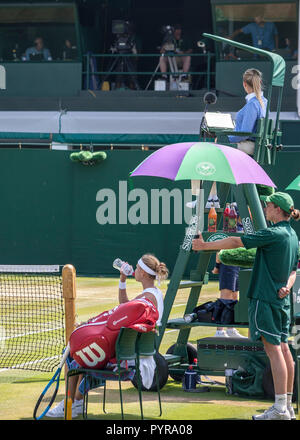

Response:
(141, 254), (169, 283)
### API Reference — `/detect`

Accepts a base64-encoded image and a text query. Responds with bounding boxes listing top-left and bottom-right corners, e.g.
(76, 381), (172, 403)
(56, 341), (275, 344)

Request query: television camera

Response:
(103, 19), (139, 90)
(161, 25), (176, 52)
(111, 20), (136, 54)
(197, 40), (207, 54)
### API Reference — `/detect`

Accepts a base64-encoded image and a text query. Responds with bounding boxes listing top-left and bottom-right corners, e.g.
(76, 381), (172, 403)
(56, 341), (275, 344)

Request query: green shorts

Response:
(248, 298), (290, 345)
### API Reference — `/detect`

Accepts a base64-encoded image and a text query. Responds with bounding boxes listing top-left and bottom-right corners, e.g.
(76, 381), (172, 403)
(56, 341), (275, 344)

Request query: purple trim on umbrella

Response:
(130, 142), (195, 180)
(217, 144), (276, 187)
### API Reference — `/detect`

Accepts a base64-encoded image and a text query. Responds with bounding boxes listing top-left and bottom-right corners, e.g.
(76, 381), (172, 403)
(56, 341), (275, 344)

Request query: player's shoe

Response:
(252, 405), (291, 420)
(214, 329), (229, 337)
(45, 398), (83, 418)
(205, 198), (213, 208)
(226, 328), (247, 338)
(287, 405), (296, 420)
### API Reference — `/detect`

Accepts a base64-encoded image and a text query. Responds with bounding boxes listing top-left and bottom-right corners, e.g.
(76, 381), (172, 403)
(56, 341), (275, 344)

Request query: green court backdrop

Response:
(0, 148), (299, 276)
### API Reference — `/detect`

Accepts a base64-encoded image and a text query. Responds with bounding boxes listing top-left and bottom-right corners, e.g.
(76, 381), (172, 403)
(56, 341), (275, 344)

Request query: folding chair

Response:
(135, 330), (162, 419)
(65, 327), (142, 420)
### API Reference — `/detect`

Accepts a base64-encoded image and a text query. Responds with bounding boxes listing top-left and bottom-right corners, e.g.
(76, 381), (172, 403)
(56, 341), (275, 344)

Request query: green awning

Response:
(203, 33), (286, 87)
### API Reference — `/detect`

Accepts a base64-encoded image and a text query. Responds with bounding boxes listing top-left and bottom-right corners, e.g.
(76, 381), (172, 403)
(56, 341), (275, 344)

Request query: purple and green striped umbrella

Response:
(130, 142), (276, 187)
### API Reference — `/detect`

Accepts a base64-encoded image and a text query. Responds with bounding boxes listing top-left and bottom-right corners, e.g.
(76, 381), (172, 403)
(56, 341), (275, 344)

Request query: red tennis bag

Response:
(69, 298), (158, 369)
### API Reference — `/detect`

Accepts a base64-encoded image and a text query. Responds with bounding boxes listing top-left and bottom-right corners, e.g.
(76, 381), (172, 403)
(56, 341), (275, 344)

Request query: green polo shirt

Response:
(240, 221), (299, 307)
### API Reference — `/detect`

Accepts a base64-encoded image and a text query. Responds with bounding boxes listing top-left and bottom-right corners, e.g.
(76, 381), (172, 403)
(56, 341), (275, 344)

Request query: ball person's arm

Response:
(192, 232), (244, 251)
(278, 270), (297, 299)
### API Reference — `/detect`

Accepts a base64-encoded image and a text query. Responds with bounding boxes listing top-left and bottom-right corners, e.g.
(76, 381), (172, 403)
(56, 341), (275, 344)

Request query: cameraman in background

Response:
(159, 24), (192, 80)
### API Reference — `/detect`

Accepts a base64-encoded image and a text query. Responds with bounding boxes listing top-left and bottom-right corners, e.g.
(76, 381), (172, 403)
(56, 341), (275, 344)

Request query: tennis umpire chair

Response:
(215, 117), (277, 166)
(65, 327), (143, 420)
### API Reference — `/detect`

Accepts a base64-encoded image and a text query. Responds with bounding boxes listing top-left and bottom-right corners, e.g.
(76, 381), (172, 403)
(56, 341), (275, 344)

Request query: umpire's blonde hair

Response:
(243, 68), (264, 109)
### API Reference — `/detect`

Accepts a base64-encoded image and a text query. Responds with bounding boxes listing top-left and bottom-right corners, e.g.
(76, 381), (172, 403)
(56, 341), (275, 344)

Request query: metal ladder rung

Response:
(164, 354), (181, 364)
(178, 280), (204, 289)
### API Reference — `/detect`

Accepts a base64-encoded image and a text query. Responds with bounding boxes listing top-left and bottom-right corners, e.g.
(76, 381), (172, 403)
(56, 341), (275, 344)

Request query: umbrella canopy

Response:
(286, 175), (300, 191)
(130, 142), (276, 187)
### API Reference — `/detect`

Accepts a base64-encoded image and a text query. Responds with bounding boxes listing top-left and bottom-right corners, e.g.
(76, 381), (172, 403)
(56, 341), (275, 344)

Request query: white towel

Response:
(127, 356), (156, 389)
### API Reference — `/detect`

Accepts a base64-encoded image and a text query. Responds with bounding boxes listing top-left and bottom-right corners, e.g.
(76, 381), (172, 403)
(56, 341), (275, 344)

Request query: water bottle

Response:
(184, 364), (197, 391)
(112, 258), (134, 276)
(225, 368), (234, 394)
(184, 313), (197, 323)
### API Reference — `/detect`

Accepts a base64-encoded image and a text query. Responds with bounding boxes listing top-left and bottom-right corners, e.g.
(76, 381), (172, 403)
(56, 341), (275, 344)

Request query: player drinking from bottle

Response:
(45, 253), (168, 418)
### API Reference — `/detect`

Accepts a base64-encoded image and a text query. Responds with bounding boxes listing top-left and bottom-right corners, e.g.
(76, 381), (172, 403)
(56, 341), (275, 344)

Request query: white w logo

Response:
(76, 342), (106, 367)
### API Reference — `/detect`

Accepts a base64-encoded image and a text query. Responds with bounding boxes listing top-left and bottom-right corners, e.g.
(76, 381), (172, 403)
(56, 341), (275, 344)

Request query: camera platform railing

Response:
(82, 52), (215, 91)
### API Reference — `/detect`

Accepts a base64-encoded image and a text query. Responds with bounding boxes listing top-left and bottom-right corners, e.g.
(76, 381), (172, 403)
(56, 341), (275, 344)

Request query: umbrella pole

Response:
(195, 180), (204, 234)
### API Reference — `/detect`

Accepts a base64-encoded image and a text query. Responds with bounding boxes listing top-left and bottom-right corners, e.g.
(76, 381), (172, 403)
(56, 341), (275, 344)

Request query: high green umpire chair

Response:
(154, 34), (300, 406)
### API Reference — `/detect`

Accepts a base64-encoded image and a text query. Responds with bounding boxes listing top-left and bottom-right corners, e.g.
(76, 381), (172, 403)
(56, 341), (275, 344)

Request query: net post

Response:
(62, 264), (77, 345)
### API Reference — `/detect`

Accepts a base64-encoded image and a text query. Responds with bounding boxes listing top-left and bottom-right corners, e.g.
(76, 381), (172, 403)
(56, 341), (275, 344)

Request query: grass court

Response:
(0, 276), (275, 421)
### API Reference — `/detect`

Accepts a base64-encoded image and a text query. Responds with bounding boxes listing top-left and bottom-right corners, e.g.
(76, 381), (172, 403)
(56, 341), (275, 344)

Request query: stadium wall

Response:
(0, 148), (299, 276)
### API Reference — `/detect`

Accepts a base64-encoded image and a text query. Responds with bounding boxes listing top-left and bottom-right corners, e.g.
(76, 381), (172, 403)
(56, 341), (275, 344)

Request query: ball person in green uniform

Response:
(192, 192), (299, 420)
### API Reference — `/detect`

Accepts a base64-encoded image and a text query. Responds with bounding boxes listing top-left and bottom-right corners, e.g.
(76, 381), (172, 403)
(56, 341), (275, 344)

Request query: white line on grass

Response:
(0, 326), (64, 341)
(0, 354), (60, 372)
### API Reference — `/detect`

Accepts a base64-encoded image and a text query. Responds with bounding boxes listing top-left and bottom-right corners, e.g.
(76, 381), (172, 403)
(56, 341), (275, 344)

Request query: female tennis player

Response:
(45, 253), (168, 418)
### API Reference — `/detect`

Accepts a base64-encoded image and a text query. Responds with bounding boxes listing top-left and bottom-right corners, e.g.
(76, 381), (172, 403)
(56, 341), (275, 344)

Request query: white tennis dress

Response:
(140, 287), (164, 325)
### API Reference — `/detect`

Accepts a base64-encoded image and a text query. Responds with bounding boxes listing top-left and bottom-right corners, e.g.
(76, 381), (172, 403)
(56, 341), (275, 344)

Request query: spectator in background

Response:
(284, 37), (298, 59)
(62, 39), (77, 60)
(159, 24), (192, 79)
(24, 37), (52, 61)
(229, 15), (278, 52)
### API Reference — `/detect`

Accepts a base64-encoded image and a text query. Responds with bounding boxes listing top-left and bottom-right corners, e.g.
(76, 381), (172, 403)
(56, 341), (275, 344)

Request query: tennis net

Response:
(0, 265), (67, 372)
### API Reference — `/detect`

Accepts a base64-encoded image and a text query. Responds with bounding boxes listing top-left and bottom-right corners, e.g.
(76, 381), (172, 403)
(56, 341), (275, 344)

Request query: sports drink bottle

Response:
(223, 203), (230, 232)
(228, 203), (237, 233)
(207, 203), (217, 232)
